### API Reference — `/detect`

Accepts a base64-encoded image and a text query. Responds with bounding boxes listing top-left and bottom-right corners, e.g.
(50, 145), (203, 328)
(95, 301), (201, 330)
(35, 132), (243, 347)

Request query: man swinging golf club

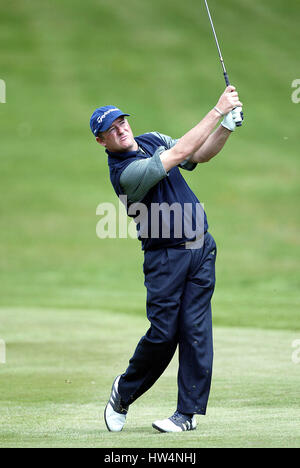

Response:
(90, 80), (243, 432)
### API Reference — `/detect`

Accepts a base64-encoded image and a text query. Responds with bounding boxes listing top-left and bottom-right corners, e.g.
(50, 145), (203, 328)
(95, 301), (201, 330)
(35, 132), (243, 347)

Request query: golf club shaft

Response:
(204, 0), (230, 86)
(204, 0), (243, 127)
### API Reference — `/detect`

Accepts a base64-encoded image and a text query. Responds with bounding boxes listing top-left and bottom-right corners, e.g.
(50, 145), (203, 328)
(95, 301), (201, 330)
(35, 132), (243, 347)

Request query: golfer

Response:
(90, 86), (242, 433)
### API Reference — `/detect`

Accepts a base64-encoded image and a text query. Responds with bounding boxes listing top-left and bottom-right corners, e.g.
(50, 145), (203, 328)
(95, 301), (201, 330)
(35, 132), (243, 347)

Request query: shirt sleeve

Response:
(119, 146), (168, 203)
(151, 132), (197, 172)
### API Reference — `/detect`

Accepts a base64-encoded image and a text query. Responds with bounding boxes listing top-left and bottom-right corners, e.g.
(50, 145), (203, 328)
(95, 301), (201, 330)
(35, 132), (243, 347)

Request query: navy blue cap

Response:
(90, 105), (130, 136)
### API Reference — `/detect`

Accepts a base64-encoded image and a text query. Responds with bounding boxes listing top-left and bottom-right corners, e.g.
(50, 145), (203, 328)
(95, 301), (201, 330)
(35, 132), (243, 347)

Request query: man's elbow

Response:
(202, 153), (215, 163)
(192, 152), (215, 164)
(160, 146), (190, 171)
(170, 145), (192, 164)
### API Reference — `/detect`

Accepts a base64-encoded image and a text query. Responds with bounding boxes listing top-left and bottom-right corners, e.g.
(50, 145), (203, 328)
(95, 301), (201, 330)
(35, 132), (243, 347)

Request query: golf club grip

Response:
(224, 72), (230, 87)
(224, 72), (244, 127)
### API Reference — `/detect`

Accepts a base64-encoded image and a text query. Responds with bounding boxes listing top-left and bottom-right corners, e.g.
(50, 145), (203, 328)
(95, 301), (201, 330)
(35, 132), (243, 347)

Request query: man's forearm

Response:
(160, 86), (242, 172)
(160, 108), (221, 172)
(190, 125), (231, 163)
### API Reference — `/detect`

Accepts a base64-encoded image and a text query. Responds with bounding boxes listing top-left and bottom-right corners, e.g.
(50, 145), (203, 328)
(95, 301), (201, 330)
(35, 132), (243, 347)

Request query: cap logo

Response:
(96, 107), (119, 125)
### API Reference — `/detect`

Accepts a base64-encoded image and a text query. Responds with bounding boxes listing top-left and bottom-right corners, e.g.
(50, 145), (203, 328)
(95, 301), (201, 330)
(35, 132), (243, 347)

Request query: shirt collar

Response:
(106, 141), (147, 159)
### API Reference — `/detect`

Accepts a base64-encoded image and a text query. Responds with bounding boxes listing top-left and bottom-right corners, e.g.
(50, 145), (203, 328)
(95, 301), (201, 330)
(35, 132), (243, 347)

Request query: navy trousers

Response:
(119, 232), (217, 415)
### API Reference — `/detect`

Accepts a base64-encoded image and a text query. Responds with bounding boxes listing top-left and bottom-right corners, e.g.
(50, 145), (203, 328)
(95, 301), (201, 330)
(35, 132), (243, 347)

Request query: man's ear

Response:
(96, 136), (106, 147)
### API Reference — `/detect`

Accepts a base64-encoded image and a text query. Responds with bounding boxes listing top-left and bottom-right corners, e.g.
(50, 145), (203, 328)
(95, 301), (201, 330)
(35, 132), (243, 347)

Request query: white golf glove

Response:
(221, 107), (243, 132)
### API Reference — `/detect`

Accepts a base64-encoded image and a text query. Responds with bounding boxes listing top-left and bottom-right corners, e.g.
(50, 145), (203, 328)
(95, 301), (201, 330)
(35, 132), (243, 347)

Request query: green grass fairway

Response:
(0, 307), (299, 448)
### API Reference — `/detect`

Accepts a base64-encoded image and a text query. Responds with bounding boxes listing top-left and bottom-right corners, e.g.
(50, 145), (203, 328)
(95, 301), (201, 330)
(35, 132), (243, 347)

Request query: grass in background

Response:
(0, 307), (299, 448)
(0, 0), (299, 329)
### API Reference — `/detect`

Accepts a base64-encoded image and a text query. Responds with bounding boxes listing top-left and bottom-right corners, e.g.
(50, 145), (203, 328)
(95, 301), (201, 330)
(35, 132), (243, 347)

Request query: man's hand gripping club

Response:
(215, 85), (243, 132)
(159, 85), (243, 172)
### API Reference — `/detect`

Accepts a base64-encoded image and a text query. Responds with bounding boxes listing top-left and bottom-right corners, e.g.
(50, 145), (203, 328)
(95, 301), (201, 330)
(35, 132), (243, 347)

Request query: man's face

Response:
(96, 117), (137, 153)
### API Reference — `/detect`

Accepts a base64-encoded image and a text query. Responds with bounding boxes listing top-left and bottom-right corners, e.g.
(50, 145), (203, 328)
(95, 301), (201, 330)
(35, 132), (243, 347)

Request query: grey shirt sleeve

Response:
(120, 146), (167, 203)
(151, 132), (197, 172)
(120, 131), (197, 203)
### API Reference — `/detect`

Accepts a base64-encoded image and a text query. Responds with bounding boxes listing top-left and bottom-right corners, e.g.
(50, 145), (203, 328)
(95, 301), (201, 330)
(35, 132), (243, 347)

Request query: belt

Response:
(177, 233), (205, 250)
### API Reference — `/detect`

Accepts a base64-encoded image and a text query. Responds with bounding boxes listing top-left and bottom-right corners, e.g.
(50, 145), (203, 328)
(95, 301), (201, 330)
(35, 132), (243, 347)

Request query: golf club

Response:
(204, 0), (243, 127)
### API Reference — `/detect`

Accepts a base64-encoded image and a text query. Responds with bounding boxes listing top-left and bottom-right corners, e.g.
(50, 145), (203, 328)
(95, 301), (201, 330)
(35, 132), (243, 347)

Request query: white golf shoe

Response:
(152, 411), (197, 433)
(104, 375), (129, 432)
